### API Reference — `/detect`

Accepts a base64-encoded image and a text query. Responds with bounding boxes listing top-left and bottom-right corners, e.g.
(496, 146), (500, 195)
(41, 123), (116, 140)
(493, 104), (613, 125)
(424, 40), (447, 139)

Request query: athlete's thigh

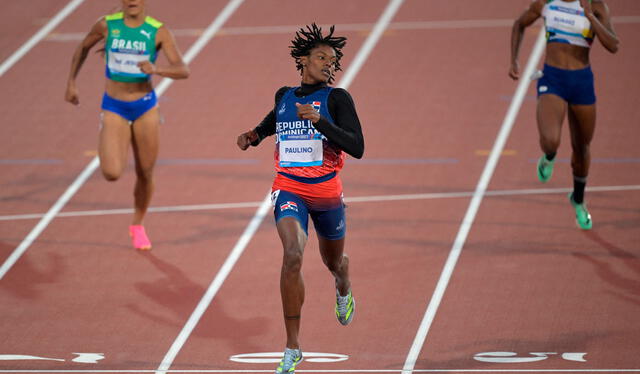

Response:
(131, 106), (160, 170)
(277, 217), (308, 257)
(274, 190), (310, 253)
(311, 204), (346, 263)
(99, 111), (132, 176)
(537, 94), (567, 140)
(568, 104), (596, 146)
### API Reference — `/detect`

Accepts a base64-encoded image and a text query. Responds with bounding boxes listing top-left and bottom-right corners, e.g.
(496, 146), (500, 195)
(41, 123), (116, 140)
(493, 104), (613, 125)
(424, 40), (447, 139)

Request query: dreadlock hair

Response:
(290, 23), (347, 84)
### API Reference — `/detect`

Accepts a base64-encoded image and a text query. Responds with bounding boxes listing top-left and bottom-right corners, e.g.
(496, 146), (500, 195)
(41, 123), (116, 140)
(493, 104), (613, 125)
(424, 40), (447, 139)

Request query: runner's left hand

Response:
(579, 0), (593, 16)
(295, 103), (320, 123)
(137, 61), (156, 75)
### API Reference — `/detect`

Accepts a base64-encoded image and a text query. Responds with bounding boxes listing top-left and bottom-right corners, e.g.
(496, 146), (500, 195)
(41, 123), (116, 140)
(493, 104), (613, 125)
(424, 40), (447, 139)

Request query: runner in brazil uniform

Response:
(237, 24), (364, 374)
(510, 0), (619, 229)
(65, 0), (189, 249)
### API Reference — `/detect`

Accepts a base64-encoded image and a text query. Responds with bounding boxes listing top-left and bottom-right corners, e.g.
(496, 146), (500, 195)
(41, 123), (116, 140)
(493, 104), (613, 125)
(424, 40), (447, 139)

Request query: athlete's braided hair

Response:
(290, 23), (347, 84)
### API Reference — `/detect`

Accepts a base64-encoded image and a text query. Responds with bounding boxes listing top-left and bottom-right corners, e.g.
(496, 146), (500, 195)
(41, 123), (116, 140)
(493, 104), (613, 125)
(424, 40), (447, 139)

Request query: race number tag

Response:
(107, 52), (149, 77)
(278, 133), (323, 167)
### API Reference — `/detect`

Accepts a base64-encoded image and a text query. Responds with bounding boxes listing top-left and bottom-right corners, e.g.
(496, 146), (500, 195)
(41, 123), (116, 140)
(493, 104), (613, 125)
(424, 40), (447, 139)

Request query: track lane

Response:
(0, 0), (249, 371)
(161, 0), (533, 371)
(411, 0), (640, 371)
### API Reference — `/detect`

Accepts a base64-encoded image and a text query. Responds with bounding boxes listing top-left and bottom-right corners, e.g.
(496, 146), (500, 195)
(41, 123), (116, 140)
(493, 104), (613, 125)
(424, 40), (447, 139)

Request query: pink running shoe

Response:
(129, 225), (152, 250)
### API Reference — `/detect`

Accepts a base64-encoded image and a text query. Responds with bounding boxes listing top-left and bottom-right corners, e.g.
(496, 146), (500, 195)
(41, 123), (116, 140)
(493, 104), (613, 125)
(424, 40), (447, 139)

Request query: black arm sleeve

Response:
(251, 86), (289, 146)
(313, 88), (365, 159)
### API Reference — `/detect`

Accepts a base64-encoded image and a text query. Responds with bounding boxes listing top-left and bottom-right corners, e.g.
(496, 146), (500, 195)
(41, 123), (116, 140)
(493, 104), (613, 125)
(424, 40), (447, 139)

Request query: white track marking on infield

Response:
(0, 0), (244, 281)
(2, 368), (640, 373)
(44, 16), (640, 41)
(154, 1), (405, 373)
(1, 184), (638, 222)
(0, 0), (86, 77)
(401, 28), (548, 373)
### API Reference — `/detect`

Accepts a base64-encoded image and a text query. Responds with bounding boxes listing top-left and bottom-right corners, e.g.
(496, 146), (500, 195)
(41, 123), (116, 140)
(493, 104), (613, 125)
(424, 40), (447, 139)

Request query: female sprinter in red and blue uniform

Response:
(510, 0), (619, 229)
(237, 24), (364, 374)
(65, 0), (189, 249)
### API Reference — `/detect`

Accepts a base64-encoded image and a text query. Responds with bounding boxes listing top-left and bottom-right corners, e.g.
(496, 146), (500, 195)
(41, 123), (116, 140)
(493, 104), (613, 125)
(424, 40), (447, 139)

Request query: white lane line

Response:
(348, 184), (640, 203)
(0, 157), (99, 280)
(0, 0), (244, 281)
(2, 369), (640, 373)
(43, 15), (640, 41)
(154, 193), (270, 374)
(0, 0), (86, 77)
(339, 0), (405, 89)
(42, 19), (512, 41)
(154, 2), (405, 373)
(1, 184), (638, 222)
(401, 28), (548, 373)
(154, 0), (244, 95)
(0, 201), (260, 221)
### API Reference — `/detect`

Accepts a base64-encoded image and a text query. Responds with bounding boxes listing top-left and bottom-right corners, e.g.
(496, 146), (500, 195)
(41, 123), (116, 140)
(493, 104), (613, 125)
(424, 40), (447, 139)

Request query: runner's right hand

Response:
(509, 61), (520, 80)
(65, 84), (80, 105)
(237, 130), (258, 150)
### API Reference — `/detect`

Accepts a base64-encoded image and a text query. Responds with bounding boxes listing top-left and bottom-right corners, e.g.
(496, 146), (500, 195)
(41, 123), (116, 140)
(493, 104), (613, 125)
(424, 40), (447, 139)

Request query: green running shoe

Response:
(569, 192), (592, 230)
(275, 348), (302, 374)
(537, 155), (555, 183)
(335, 289), (355, 326)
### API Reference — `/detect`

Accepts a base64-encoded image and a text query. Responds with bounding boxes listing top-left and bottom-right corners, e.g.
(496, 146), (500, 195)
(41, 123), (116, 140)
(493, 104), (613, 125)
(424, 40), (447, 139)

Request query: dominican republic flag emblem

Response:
(280, 201), (298, 212)
(311, 101), (321, 112)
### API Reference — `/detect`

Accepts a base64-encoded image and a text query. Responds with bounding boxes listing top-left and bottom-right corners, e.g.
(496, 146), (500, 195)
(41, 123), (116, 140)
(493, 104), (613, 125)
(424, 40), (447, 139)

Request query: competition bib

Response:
(278, 133), (323, 167)
(107, 52), (149, 77)
(543, 1), (594, 47)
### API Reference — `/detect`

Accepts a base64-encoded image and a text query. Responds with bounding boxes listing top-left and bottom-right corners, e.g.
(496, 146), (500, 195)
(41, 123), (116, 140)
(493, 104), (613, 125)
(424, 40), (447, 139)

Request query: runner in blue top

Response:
(65, 0), (189, 249)
(510, 0), (619, 229)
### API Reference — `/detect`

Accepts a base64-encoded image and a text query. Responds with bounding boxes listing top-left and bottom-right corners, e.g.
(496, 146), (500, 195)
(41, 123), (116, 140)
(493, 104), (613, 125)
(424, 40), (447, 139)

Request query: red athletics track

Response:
(1, 0), (639, 373)
(0, 0), (71, 64)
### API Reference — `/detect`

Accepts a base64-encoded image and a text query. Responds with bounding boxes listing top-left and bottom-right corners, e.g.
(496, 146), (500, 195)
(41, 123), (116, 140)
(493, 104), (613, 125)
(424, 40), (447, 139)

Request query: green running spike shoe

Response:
(275, 348), (302, 374)
(335, 289), (355, 326)
(537, 155), (555, 183)
(569, 192), (592, 230)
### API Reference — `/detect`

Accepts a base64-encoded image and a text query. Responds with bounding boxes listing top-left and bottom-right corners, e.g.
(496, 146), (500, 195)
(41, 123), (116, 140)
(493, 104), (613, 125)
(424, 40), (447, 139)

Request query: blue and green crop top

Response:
(104, 12), (163, 83)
